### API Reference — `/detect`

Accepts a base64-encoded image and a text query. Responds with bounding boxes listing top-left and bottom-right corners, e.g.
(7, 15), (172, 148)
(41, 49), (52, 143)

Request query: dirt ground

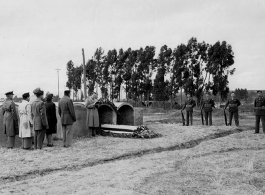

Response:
(1, 108), (264, 195)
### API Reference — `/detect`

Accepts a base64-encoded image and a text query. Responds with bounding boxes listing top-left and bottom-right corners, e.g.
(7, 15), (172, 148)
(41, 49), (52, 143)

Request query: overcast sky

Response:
(1, 0), (264, 98)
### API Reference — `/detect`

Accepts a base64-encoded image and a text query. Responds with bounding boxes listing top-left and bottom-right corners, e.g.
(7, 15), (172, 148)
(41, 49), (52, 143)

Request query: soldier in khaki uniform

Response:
(254, 90), (265, 133)
(2, 91), (19, 149)
(182, 93), (196, 126)
(201, 92), (215, 126)
(224, 92), (241, 127)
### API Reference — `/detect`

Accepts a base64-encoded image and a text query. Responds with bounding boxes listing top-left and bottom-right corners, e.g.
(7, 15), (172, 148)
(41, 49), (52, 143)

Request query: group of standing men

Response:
(2, 88), (101, 149)
(2, 88), (77, 149)
(181, 90), (265, 133)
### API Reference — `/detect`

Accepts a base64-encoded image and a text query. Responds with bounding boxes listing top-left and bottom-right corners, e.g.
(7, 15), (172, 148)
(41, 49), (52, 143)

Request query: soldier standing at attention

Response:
(58, 90), (76, 147)
(2, 91), (19, 149)
(31, 88), (48, 149)
(224, 92), (241, 127)
(201, 92), (215, 126)
(254, 90), (265, 134)
(182, 93), (196, 126)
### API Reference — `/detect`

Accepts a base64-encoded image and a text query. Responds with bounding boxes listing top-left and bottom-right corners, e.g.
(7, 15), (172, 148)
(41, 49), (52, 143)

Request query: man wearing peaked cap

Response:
(181, 93), (196, 126)
(5, 91), (14, 96)
(201, 92), (215, 126)
(2, 91), (19, 148)
(224, 92), (241, 127)
(254, 90), (265, 133)
(22, 92), (30, 99)
(58, 89), (76, 147)
(18, 92), (33, 149)
(31, 88), (48, 149)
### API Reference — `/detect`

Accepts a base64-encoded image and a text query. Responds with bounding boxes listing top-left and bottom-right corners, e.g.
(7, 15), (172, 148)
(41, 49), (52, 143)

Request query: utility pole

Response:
(55, 68), (61, 99)
(82, 48), (87, 100)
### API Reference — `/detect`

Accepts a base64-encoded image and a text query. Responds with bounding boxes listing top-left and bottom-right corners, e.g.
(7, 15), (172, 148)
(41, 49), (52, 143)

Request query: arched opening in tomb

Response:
(98, 104), (116, 125)
(117, 104), (134, 125)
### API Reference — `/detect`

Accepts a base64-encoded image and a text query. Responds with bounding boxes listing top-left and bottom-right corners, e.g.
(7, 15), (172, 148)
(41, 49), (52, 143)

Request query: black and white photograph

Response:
(0, 0), (265, 194)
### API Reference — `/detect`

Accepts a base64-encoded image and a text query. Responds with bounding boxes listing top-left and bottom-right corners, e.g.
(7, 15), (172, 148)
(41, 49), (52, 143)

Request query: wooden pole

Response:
(55, 68), (61, 99)
(82, 48), (87, 100)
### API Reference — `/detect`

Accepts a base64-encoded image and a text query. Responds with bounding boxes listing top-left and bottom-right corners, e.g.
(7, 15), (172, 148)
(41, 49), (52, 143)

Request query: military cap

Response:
(33, 88), (44, 95)
(5, 91), (14, 96)
(257, 90), (262, 93)
(22, 92), (30, 98)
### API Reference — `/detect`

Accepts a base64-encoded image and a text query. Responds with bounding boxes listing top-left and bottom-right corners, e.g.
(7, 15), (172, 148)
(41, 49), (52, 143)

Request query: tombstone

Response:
(72, 103), (88, 138)
(133, 107), (143, 126)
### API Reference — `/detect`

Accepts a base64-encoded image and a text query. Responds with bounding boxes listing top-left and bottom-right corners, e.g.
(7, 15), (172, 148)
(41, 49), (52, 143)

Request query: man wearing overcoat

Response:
(224, 92), (241, 127)
(58, 90), (76, 147)
(201, 92), (215, 126)
(2, 91), (19, 148)
(31, 88), (48, 149)
(18, 92), (33, 149)
(85, 92), (99, 137)
(182, 93), (196, 126)
(254, 90), (265, 133)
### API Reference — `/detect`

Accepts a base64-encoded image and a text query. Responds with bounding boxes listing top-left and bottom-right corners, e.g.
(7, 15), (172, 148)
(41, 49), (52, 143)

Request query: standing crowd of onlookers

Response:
(2, 88), (100, 150)
(2, 88), (265, 149)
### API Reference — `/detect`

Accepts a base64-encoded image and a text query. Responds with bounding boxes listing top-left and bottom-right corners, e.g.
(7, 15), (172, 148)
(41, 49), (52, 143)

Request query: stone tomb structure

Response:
(55, 102), (143, 139)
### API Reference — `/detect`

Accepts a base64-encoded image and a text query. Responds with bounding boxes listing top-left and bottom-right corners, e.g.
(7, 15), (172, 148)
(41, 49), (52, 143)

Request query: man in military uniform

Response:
(31, 88), (48, 149)
(254, 90), (265, 134)
(58, 90), (76, 147)
(224, 92), (241, 127)
(201, 92), (215, 126)
(2, 91), (19, 148)
(182, 93), (196, 126)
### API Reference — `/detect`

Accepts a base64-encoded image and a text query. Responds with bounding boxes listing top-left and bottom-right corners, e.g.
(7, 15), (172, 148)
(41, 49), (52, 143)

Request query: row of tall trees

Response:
(66, 37), (235, 105)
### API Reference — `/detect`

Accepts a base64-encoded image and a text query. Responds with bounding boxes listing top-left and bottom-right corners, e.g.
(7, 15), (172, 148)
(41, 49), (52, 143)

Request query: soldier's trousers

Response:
(205, 111), (212, 126)
(255, 115), (265, 133)
(229, 111), (239, 127)
(34, 129), (46, 149)
(186, 111), (193, 126)
(7, 136), (15, 149)
(62, 125), (73, 147)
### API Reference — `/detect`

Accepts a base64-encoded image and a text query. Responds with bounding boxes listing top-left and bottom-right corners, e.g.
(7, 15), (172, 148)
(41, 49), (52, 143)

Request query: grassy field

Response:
(1, 108), (264, 195)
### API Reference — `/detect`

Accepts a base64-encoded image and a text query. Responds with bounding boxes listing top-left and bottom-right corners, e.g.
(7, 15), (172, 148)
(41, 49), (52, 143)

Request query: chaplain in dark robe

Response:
(85, 92), (100, 137)
(2, 91), (19, 149)
(45, 93), (57, 146)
